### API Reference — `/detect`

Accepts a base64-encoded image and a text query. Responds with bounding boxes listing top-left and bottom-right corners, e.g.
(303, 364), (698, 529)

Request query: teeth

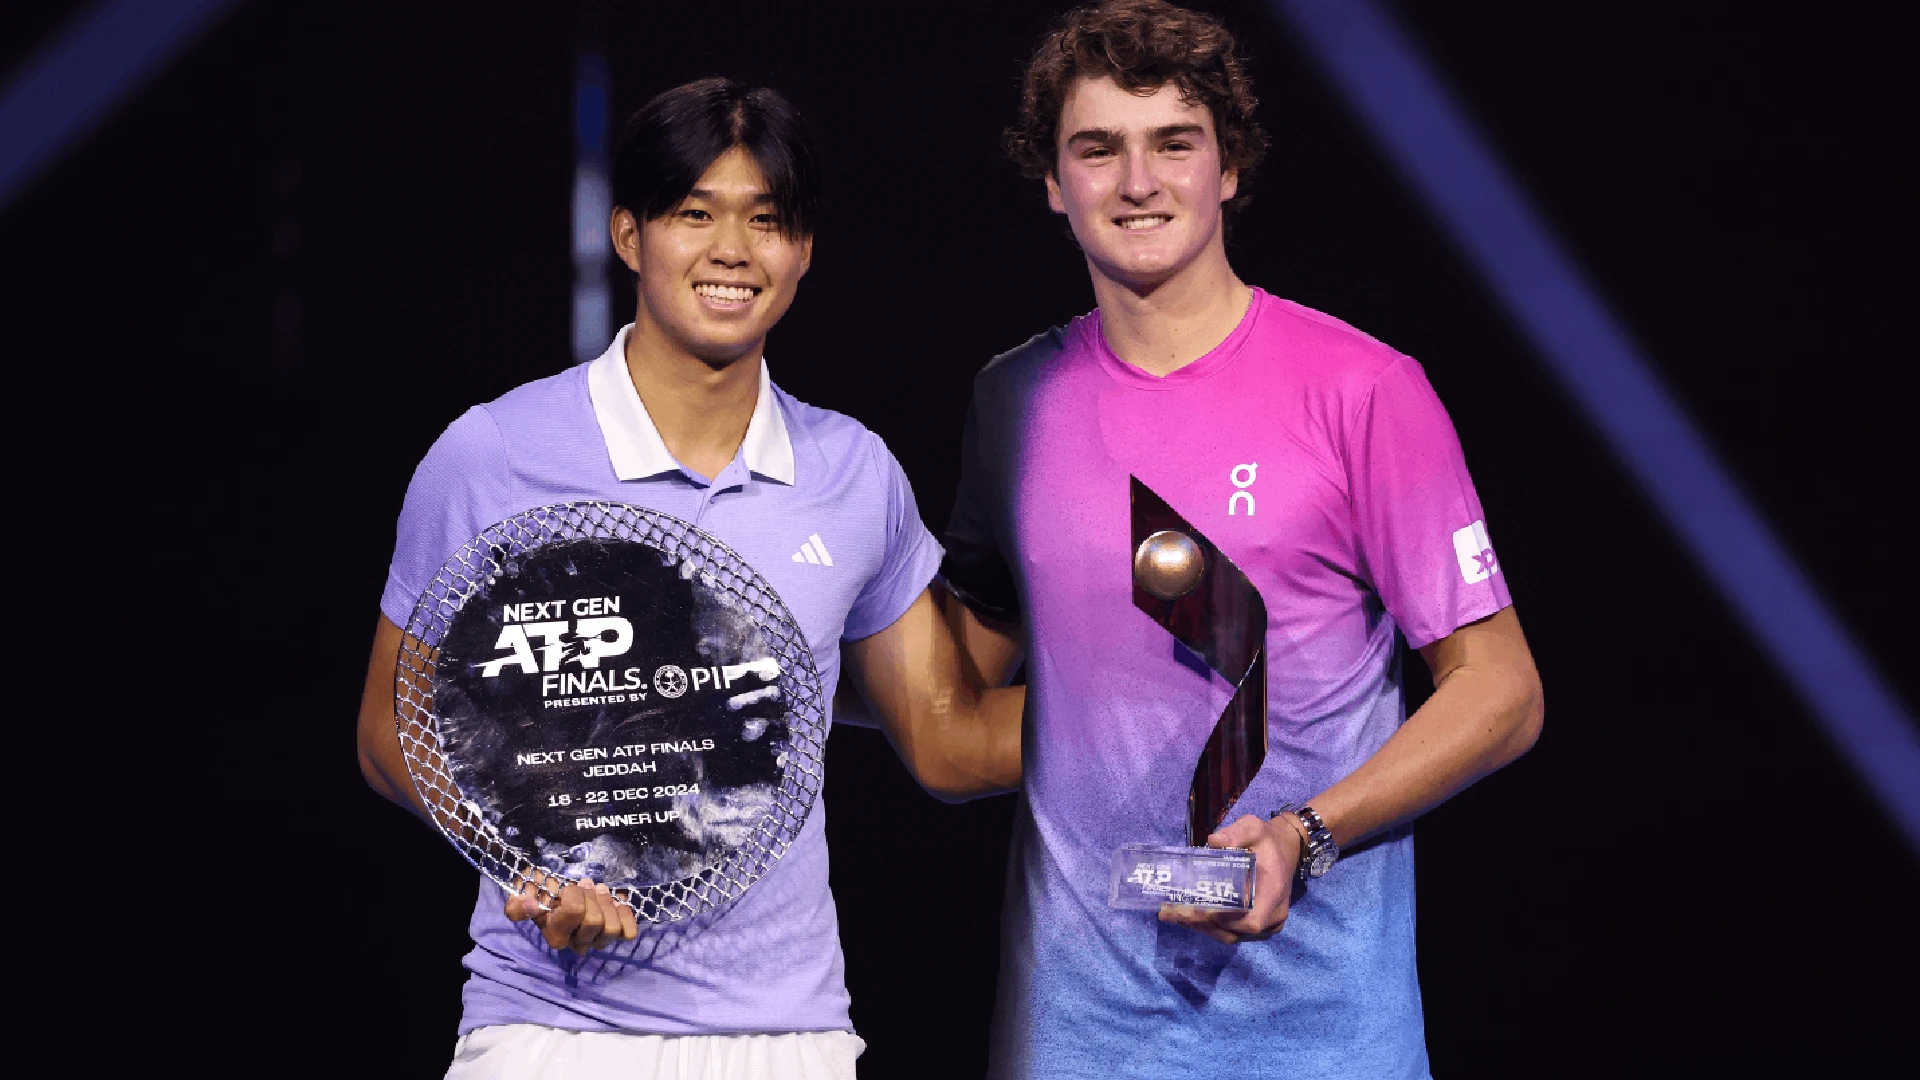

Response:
(695, 284), (757, 301)
(1118, 216), (1172, 230)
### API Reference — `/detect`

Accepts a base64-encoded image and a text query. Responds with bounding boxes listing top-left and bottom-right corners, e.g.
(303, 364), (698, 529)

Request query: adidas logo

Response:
(791, 533), (834, 566)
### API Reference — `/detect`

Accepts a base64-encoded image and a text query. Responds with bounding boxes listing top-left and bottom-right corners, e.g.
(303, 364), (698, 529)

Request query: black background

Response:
(3, 2), (1915, 1076)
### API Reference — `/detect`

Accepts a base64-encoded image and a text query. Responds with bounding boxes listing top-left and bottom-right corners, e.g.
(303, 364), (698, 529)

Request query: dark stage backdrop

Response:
(2, 1), (1914, 1076)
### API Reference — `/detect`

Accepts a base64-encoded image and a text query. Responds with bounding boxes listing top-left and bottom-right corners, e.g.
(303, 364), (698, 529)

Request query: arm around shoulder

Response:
(843, 588), (1024, 802)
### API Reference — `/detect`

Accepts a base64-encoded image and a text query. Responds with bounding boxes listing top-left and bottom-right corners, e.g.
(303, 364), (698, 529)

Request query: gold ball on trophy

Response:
(1133, 530), (1205, 601)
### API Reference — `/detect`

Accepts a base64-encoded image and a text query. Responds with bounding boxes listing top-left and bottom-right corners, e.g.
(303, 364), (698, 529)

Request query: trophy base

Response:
(1108, 843), (1255, 911)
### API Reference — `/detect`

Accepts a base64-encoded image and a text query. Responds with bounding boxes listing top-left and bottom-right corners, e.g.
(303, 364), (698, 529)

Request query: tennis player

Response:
(939, 3), (1545, 1076)
(356, 77), (1020, 1079)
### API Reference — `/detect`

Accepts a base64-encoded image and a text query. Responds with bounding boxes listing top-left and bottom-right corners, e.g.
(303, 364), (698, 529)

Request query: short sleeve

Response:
(842, 433), (944, 641)
(1348, 356), (1511, 649)
(379, 406), (513, 631)
(939, 398), (1020, 622)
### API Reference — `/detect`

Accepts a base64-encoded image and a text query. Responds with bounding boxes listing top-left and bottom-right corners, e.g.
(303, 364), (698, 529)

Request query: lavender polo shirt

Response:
(380, 326), (943, 1037)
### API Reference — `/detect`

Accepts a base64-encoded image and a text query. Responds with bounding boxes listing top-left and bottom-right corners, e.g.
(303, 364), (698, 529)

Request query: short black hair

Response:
(612, 77), (820, 240)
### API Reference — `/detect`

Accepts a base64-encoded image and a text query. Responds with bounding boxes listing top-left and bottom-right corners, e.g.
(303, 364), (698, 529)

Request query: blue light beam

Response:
(571, 50), (612, 363)
(0, 0), (242, 212)
(1271, 0), (1920, 851)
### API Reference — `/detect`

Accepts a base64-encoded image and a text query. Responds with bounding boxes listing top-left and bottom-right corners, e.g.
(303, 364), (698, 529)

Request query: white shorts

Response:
(444, 1025), (865, 1080)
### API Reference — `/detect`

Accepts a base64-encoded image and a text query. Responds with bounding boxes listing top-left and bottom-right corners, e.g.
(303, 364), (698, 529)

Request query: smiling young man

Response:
(939, 3), (1546, 1077)
(356, 78), (1020, 1079)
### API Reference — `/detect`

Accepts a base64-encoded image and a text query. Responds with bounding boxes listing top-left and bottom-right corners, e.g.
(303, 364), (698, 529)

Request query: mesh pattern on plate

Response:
(395, 501), (825, 923)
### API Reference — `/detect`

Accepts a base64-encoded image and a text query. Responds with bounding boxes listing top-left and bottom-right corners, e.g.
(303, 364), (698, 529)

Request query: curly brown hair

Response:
(1005, 0), (1268, 211)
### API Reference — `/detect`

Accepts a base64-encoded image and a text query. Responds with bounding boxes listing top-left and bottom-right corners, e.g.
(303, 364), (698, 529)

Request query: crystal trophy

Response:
(1109, 477), (1267, 911)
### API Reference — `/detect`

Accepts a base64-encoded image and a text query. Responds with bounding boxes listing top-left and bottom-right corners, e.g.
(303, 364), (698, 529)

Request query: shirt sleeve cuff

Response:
(1400, 593), (1512, 650)
(842, 527), (945, 642)
(379, 570), (422, 632)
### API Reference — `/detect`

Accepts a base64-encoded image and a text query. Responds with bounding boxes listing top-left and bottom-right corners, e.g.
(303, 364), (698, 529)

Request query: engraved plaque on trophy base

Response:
(1108, 843), (1255, 911)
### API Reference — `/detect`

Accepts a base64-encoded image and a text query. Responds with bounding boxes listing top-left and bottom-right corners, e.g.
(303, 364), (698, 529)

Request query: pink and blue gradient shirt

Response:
(381, 327), (942, 1038)
(942, 289), (1511, 1079)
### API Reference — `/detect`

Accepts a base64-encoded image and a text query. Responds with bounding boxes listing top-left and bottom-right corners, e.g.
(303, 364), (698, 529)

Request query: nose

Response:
(707, 216), (753, 270)
(1119, 143), (1160, 205)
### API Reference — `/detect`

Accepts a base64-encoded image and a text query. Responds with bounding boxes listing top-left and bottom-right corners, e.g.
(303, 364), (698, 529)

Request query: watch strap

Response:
(1292, 804), (1337, 879)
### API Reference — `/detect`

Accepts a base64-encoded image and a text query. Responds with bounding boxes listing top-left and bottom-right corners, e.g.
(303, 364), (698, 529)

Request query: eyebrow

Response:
(686, 188), (777, 205)
(1064, 123), (1208, 145)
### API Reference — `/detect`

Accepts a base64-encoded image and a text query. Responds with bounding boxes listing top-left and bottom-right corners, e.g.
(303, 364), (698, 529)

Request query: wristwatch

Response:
(1281, 804), (1338, 880)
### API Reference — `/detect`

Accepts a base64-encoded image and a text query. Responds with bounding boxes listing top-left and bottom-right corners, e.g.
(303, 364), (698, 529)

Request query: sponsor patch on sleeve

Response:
(1451, 520), (1499, 584)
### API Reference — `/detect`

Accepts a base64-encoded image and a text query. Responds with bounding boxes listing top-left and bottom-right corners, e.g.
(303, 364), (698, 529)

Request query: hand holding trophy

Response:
(503, 868), (639, 955)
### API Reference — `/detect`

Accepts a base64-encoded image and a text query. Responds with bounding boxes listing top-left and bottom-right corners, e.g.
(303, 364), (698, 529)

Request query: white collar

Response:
(585, 324), (796, 485)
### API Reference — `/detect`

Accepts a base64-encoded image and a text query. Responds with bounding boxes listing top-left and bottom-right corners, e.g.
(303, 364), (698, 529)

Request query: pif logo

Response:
(656, 661), (777, 698)
(1229, 463), (1257, 516)
(652, 665), (688, 698)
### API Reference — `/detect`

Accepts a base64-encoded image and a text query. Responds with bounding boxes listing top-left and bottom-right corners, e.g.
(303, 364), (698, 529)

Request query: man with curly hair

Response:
(939, 2), (1545, 1075)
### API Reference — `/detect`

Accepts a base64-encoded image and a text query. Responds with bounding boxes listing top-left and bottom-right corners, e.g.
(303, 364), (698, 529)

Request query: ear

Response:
(1220, 167), (1239, 206)
(611, 208), (643, 273)
(797, 233), (813, 278)
(1045, 171), (1067, 214)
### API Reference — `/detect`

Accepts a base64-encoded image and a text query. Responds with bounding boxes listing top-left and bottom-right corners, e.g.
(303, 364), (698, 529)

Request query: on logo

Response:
(1229, 463), (1257, 516)
(1451, 520), (1499, 584)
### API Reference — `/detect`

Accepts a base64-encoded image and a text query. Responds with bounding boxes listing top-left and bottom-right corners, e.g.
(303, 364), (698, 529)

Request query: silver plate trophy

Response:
(1109, 476), (1267, 912)
(395, 501), (826, 924)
